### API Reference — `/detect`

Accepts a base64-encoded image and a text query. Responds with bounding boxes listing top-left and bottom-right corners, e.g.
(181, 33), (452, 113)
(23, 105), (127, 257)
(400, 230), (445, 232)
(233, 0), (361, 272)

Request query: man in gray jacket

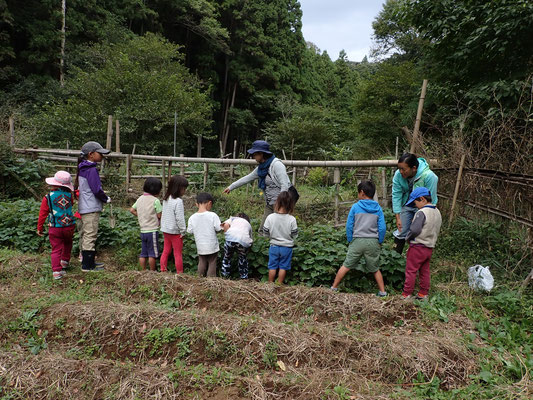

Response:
(224, 140), (292, 232)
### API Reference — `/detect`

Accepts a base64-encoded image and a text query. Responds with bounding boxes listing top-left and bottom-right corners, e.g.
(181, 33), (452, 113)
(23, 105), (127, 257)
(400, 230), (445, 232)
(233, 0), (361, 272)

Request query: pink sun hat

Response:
(45, 171), (74, 191)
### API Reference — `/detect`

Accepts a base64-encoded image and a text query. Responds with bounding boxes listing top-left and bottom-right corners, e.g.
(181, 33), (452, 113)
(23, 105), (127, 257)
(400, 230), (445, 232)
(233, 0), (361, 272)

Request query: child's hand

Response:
(221, 222), (230, 232)
(223, 187), (231, 194)
(36, 230), (44, 237)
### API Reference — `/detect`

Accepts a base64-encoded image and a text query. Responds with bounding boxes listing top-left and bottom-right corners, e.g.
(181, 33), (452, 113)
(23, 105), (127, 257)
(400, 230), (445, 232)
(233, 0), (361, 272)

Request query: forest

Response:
(1, 0), (531, 166)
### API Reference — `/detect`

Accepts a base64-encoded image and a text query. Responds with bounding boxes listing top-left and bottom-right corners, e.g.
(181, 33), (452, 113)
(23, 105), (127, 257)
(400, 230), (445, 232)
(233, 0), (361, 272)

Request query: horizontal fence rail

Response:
(14, 148), (438, 168)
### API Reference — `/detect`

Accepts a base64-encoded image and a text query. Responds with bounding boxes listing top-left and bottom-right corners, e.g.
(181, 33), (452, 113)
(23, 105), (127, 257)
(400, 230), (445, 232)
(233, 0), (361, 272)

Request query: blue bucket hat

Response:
(247, 140), (273, 155)
(406, 187), (430, 207)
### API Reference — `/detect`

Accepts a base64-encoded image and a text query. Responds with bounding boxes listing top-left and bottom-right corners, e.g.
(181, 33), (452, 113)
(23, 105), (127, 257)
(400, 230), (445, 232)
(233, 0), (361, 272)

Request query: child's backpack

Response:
(468, 265), (494, 292)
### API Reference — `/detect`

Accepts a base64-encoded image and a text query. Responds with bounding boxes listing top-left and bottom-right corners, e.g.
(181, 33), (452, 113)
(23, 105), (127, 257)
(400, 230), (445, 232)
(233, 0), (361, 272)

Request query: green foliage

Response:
(29, 33), (212, 154)
(143, 326), (192, 358)
(351, 60), (421, 156)
(0, 143), (53, 200)
(8, 309), (47, 355)
(435, 217), (531, 279)
(0, 200), (48, 252)
(418, 292), (457, 323)
(306, 168), (329, 186)
(262, 340), (278, 368)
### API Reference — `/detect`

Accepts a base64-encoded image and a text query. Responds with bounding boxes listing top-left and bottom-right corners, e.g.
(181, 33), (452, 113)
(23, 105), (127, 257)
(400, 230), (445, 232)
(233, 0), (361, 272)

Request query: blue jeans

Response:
(393, 206), (418, 240)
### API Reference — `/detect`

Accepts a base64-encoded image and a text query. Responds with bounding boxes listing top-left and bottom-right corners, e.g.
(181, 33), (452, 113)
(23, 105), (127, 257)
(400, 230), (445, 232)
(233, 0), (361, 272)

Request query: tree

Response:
(29, 33), (212, 155)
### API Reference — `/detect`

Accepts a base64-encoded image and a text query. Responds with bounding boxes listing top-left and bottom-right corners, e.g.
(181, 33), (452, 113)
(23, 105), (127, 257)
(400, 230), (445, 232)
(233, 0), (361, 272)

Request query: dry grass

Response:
(0, 265), (489, 399)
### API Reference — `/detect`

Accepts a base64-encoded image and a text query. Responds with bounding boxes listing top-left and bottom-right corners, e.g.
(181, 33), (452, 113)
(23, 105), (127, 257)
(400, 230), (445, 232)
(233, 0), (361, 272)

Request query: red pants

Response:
(403, 244), (433, 296)
(48, 226), (75, 272)
(160, 233), (183, 273)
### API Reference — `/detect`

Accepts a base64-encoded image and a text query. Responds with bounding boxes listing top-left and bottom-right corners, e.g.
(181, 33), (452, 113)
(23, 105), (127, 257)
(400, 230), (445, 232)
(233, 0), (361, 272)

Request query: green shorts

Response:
(343, 238), (381, 273)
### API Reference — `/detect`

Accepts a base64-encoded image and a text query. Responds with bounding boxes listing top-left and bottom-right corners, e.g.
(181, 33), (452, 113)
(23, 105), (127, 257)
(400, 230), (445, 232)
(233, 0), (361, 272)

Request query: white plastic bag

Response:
(468, 265), (494, 292)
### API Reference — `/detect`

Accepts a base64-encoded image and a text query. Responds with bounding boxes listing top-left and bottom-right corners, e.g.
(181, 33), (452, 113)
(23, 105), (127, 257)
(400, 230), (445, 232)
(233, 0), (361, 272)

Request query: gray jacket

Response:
(228, 158), (291, 205)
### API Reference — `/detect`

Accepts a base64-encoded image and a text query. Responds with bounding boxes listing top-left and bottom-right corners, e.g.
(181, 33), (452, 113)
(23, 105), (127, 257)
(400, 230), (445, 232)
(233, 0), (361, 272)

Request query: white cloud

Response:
(299, 0), (384, 61)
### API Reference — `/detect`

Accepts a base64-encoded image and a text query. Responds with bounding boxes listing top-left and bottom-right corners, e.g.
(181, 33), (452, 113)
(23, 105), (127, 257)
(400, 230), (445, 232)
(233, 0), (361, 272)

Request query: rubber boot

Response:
(81, 250), (93, 271)
(393, 237), (406, 254)
(81, 251), (104, 272)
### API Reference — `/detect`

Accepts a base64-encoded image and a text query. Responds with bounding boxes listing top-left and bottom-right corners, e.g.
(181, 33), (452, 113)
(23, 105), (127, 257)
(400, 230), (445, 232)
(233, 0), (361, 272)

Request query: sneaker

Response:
(401, 293), (412, 300)
(60, 260), (70, 270)
(53, 271), (65, 280)
(94, 261), (105, 267)
(415, 293), (428, 301)
(81, 266), (104, 272)
(330, 286), (339, 292)
(376, 291), (388, 297)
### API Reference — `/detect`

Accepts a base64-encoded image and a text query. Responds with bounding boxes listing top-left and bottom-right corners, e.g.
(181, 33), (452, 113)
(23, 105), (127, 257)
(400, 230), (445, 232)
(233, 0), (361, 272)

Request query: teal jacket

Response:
(392, 158), (438, 214)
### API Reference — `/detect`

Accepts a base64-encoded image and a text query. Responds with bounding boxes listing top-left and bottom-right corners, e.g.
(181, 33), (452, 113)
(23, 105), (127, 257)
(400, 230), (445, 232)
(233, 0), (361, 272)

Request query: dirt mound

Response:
(109, 271), (422, 327)
(37, 300), (475, 389)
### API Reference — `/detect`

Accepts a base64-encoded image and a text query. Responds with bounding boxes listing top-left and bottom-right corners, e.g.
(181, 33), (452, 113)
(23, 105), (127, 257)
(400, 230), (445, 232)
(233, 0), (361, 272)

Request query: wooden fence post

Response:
(410, 79), (428, 154)
(106, 115), (113, 149)
(381, 168), (388, 208)
(180, 154), (184, 176)
(115, 119), (120, 153)
(334, 168), (341, 226)
(203, 163), (209, 189)
(9, 117), (15, 147)
(449, 154), (466, 224)
(125, 154), (132, 192)
(162, 160), (166, 189)
(167, 161), (173, 180)
(230, 139), (237, 179)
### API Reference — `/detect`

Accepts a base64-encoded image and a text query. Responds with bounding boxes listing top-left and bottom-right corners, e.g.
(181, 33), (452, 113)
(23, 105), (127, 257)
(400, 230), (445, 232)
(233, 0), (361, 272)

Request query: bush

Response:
(0, 142), (53, 200)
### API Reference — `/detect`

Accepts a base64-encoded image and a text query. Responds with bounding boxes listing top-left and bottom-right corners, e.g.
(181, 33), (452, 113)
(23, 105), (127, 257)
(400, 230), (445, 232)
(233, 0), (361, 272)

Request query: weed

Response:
(263, 341), (278, 368)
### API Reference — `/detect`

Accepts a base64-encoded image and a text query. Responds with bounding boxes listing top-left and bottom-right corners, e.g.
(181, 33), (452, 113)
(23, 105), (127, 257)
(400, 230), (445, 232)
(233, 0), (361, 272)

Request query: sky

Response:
(298, 0), (385, 62)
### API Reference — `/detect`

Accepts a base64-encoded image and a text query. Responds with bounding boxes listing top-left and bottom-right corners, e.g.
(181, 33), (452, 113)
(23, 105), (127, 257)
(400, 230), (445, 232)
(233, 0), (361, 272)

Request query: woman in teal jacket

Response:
(392, 153), (438, 253)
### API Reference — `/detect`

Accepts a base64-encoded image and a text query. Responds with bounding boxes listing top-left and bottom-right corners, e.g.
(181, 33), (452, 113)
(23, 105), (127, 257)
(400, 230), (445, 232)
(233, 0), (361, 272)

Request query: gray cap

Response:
(81, 141), (111, 156)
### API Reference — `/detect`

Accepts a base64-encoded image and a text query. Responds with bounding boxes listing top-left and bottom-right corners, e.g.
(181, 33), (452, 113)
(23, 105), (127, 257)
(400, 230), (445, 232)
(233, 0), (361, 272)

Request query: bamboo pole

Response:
(410, 79), (428, 154)
(115, 119), (120, 153)
(449, 154), (466, 224)
(9, 117), (14, 147)
(180, 154), (184, 176)
(334, 168), (341, 225)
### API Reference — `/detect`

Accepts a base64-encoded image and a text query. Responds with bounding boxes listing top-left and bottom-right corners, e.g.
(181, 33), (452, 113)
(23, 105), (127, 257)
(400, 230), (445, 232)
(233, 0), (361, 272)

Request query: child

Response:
(130, 178), (163, 271)
(331, 180), (387, 296)
(263, 191), (298, 284)
(221, 213), (253, 279)
(402, 187), (442, 301)
(37, 171), (76, 280)
(76, 141), (111, 272)
(187, 192), (222, 277)
(160, 175), (188, 273)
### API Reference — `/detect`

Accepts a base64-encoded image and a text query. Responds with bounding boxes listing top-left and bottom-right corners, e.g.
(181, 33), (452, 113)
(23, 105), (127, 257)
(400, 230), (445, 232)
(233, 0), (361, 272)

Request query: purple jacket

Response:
(78, 161), (109, 214)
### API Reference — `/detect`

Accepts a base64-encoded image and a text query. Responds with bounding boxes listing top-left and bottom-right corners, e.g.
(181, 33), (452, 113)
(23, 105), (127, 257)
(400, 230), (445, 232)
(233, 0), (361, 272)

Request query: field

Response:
(0, 184), (531, 399)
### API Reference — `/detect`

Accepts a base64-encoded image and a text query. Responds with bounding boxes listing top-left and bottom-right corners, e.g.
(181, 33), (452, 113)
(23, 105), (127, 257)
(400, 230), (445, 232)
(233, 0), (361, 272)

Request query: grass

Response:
(0, 245), (531, 399)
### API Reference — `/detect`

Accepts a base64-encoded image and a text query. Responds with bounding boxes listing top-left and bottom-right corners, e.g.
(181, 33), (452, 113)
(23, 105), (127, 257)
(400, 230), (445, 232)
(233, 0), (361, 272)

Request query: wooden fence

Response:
(14, 147), (416, 225)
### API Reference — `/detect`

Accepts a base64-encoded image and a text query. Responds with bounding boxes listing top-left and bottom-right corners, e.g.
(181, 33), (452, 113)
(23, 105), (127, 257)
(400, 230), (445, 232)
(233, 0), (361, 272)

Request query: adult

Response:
(223, 140), (292, 231)
(392, 153), (438, 254)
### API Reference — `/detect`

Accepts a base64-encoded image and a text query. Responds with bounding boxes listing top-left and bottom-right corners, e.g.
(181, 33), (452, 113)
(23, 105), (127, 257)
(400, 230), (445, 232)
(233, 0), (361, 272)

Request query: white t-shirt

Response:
(224, 217), (253, 248)
(263, 213), (298, 247)
(187, 211), (222, 255)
